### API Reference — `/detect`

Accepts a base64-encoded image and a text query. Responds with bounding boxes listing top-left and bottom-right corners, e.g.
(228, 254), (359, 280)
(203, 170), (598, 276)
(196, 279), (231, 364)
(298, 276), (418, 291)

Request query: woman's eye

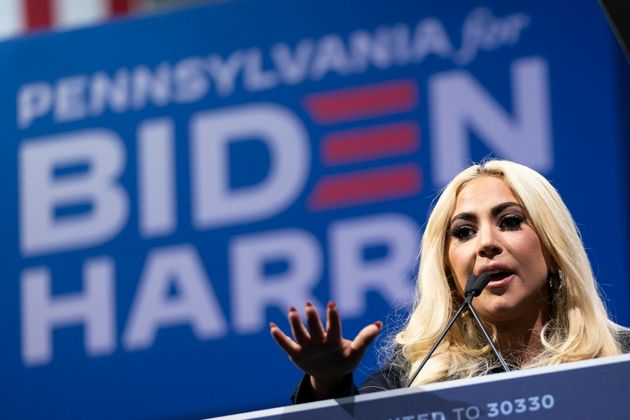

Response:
(500, 215), (524, 231)
(451, 225), (475, 241)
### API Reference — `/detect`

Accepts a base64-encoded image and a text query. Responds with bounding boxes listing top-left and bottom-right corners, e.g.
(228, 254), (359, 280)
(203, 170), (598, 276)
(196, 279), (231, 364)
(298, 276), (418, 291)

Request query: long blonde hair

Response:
(397, 160), (622, 386)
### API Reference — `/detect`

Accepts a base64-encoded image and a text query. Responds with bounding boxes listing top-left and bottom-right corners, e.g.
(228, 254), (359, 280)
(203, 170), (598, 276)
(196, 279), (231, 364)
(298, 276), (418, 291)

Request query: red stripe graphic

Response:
(322, 122), (420, 165)
(304, 80), (418, 124)
(110, 0), (132, 15)
(308, 164), (421, 211)
(25, 0), (53, 30)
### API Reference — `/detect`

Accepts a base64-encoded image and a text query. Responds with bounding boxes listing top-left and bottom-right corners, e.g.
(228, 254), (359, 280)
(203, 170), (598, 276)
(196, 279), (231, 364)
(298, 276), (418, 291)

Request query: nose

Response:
(477, 224), (502, 259)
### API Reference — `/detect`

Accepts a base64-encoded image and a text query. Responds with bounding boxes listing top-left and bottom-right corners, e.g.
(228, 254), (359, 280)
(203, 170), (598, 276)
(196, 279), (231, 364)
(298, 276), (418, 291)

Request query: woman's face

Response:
(446, 176), (549, 325)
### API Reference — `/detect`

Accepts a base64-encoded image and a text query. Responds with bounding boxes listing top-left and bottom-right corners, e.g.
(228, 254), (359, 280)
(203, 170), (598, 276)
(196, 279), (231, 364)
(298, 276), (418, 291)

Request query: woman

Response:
(269, 159), (630, 401)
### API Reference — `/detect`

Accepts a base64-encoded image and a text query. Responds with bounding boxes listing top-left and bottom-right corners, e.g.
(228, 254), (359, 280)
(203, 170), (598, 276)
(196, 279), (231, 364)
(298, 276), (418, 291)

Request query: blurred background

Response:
(0, 0), (628, 418)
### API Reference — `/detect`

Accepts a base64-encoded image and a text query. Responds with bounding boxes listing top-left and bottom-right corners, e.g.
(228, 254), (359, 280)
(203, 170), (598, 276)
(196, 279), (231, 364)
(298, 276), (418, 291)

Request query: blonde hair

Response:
(397, 159), (622, 386)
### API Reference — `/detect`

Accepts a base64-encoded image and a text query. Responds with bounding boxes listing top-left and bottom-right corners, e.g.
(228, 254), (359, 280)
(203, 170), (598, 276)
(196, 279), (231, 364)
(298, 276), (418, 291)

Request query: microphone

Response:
(405, 273), (509, 387)
(464, 273), (493, 297)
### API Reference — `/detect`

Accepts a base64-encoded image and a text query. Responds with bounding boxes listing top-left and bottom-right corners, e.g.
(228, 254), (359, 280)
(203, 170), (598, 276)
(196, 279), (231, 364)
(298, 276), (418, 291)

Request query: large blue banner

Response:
(0, 0), (627, 418)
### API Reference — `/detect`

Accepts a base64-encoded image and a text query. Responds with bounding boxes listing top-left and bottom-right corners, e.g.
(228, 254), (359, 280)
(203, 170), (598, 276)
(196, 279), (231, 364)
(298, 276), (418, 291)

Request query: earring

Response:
(548, 271), (564, 294)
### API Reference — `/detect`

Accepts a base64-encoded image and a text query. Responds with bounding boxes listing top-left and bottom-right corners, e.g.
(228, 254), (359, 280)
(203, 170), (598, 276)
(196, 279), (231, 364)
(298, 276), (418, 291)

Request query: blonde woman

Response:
(270, 160), (630, 401)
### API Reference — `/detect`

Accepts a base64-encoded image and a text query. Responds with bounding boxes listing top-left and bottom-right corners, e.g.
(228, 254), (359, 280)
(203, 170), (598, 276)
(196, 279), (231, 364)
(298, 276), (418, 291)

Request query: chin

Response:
(476, 299), (520, 323)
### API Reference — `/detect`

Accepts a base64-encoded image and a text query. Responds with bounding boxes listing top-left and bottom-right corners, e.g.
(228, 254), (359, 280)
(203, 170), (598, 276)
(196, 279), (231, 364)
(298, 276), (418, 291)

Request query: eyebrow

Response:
(450, 201), (522, 225)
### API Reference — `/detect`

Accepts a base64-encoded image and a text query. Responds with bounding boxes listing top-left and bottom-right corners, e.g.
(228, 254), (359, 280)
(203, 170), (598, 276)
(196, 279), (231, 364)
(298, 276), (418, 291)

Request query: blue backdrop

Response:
(0, 0), (628, 418)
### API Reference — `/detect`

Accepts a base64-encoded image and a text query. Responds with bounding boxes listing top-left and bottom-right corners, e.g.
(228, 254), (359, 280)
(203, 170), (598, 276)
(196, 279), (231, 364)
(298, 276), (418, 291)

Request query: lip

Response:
(485, 273), (515, 289)
(475, 263), (515, 290)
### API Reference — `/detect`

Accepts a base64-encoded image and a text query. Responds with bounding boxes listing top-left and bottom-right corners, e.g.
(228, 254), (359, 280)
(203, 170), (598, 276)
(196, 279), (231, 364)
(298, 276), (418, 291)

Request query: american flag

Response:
(0, 0), (134, 40)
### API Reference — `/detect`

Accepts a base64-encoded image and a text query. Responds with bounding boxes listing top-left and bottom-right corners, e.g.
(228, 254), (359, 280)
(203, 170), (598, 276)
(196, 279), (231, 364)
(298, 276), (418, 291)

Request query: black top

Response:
(292, 328), (630, 403)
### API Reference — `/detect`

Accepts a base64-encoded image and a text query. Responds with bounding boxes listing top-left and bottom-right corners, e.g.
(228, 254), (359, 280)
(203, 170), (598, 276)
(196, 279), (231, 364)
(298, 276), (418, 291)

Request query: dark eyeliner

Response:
(499, 214), (524, 231)
(450, 224), (475, 241)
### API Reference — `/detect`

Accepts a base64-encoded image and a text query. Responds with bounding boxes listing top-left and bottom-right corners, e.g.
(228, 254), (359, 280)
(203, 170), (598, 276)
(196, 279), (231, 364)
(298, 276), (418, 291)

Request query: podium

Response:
(213, 353), (630, 419)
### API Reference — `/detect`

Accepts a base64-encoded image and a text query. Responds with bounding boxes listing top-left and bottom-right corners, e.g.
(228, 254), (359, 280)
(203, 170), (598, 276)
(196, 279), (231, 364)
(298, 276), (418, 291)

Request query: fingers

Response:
(305, 302), (325, 344)
(277, 301), (375, 354)
(325, 301), (342, 345)
(288, 306), (310, 345)
(350, 321), (382, 353)
(286, 303), (327, 346)
(269, 322), (300, 356)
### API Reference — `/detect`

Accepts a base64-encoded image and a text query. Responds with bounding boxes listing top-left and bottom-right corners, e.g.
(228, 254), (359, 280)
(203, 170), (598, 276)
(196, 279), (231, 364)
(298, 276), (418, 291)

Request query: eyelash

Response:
(450, 214), (525, 242)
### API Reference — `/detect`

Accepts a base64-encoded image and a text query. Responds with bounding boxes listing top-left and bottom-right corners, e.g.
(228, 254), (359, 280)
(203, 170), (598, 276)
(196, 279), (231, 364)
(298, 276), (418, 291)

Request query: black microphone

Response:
(464, 273), (493, 297)
(405, 273), (509, 387)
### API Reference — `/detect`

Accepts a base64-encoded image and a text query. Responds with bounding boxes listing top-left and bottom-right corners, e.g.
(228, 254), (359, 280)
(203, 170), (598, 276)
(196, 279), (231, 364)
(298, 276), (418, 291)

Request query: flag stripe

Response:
(110, 0), (132, 15)
(303, 80), (418, 124)
(25, 0), (53, 30)
(308, 164), (422, 210)
(322, 122), (420, 165)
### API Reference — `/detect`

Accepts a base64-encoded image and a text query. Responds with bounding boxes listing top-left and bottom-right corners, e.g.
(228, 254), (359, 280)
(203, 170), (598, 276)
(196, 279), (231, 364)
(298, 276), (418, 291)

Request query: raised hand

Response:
(269, 301), (382, 398)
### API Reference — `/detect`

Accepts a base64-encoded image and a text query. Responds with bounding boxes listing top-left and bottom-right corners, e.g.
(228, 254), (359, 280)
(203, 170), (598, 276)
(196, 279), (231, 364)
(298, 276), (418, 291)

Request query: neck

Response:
(493, 308), (550, 367)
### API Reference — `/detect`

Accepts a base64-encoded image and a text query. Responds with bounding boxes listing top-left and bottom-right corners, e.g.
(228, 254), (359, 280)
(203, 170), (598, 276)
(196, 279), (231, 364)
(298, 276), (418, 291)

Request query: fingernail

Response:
(374, 321), (383, 329)
(269, 322), (276, 329)
(306, 301), (313, 308)
(289, 306), (296, 312)
(327, 300), (335, 309)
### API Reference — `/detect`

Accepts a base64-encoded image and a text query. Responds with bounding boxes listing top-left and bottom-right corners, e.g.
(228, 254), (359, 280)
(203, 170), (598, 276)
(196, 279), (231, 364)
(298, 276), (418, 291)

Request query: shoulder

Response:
(613, 324), (630, 353)
(359, 361), (406, 393)
(359, 348), (408, 393)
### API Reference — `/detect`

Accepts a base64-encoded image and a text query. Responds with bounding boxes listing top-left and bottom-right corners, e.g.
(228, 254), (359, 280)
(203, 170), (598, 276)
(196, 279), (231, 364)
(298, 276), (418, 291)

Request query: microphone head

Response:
(464, 273), (494, 297)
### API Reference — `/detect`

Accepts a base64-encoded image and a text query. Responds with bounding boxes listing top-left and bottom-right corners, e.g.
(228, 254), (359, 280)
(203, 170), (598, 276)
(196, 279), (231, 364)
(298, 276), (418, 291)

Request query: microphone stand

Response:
(464, 295), (511, 372)
(405, 274), (510, 387)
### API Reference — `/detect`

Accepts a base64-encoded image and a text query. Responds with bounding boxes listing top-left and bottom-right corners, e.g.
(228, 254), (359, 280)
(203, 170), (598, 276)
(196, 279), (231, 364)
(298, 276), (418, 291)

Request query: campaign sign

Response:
(0, 0), (627, 418)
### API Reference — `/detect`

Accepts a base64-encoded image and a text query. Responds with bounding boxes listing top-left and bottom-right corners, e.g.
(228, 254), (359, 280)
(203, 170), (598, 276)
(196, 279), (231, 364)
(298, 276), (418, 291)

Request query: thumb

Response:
(350, 321), (382, 353)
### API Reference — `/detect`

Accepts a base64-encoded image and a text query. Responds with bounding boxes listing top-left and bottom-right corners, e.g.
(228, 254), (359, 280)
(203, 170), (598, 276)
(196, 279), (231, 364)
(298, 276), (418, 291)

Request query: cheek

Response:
(512, 232), (548, 277)
(447, 245), (473, 287)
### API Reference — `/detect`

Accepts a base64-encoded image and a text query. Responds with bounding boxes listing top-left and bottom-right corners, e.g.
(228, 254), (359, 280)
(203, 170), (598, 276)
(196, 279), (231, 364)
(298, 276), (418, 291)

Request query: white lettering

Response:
(21, 258), (115, 366)
(137, 118), (176, 238)
(191, 103), (309, 228)
(173, 57), (209, 103)
(19, 130), (128, 256)
(123, 245), (227, 350)
(330, 214), (417, 317)
(55, 75), (88, 123)
(17, 82), (52, 129)
(89, 70), (130, 116)
(15, 10), (531, 127)
(206, 52), (244, 96)
(270, 40), (314, 85)
(348, 29), (393, 71)
(311, 35), (352, 80)
(231, 230), (322, 334)
(411, 19), (453, 61)
(131, 63), (171, 109)
(430, 57), (552, 186)
(243, 49), (279, 91)
(456, 8), (530, 65)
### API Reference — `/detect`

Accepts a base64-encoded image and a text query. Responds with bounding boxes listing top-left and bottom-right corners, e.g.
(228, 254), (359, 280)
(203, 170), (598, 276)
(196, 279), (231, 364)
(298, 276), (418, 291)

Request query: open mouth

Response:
(486, 271), (514, 282)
